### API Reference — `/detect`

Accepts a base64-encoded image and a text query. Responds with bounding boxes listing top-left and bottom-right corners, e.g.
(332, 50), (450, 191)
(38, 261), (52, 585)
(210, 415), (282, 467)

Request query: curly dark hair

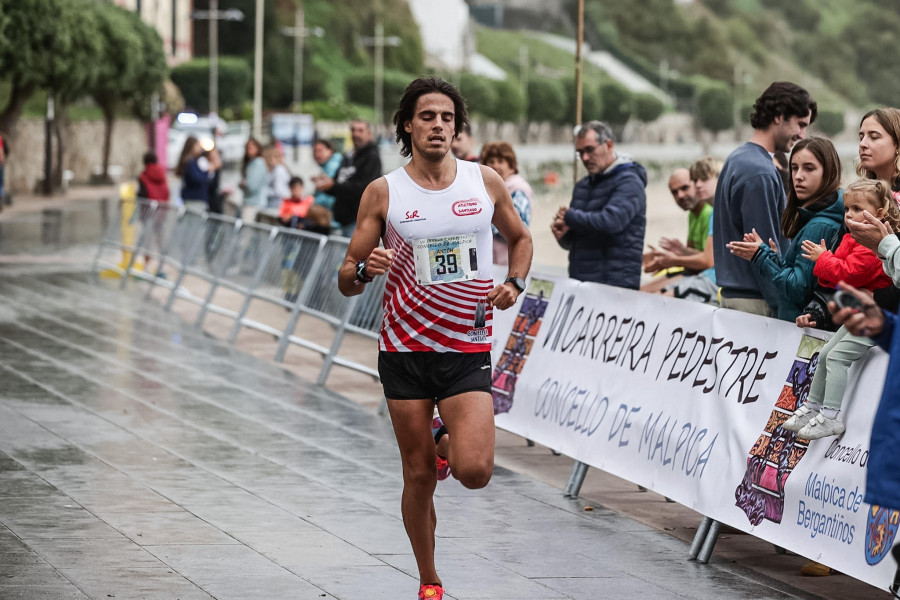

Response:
(393, 76), (468, 158)
(749, 82), (817, 130)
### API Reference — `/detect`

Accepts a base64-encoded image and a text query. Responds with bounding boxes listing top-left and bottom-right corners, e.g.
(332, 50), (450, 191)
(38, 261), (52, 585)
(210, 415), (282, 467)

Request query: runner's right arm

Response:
(337, 177), (392, 297)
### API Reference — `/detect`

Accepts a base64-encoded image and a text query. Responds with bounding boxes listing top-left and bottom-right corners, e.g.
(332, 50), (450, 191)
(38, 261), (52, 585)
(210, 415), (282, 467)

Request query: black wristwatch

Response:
(355, 259), (373, 283)
(505, 277), (526, 293)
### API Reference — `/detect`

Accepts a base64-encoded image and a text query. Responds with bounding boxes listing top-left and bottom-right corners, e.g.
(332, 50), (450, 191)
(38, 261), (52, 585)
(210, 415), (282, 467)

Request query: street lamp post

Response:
(359, 24), (400, 133)
(253, 0), (264, 139)
(191, 3), (244, 120)
(281, 6), (325, 112)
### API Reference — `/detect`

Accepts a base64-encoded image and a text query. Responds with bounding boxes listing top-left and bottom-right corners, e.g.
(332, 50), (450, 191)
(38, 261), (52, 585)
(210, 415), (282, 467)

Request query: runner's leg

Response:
(436, 391), (494, 489)
(387, 398), (442, 586)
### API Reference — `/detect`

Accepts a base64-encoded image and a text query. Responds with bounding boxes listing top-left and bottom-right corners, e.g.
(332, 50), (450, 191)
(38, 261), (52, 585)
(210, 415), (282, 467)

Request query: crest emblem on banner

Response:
(735, 335), (825, 525)
(865, 505), (900, 565)
(491, 280), (553, 415)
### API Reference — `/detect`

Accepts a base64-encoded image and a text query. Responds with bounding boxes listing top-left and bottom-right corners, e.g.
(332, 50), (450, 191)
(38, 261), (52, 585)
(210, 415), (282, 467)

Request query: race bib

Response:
(412, 234), (479, 285)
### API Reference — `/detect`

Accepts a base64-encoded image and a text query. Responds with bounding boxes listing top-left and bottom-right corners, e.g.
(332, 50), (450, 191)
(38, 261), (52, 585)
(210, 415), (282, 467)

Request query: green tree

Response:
(843, 5), (900, 107)
(170, 58), (252, 114)
(599, 82), (633, 125)
(483, 79), (524, 123)
(695, 82), (733, 133)
(345, 69), (415, 121)
(526, 77), (566, 124)
(0, 0), (61, 133)
(563, 78), (603, 125)
(633, 93), (664, 123)
(814, 110), (845, 137)
(458, 73), (498, 119)
(88, 3), (148, 180)
(48, 0), (104, 188)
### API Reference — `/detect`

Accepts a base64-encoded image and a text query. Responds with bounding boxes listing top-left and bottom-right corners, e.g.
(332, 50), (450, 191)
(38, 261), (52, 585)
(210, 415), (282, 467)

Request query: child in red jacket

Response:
(786, 179), (900, 439)
(279, 176), (314, 229)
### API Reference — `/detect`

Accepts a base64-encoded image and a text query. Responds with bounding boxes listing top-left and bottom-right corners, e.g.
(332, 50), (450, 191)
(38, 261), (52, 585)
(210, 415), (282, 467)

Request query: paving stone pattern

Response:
(0, 269), (822, 599)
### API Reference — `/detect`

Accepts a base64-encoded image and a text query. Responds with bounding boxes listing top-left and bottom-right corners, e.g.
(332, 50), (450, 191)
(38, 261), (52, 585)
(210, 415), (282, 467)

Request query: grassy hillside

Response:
(477, 0), (898, 113)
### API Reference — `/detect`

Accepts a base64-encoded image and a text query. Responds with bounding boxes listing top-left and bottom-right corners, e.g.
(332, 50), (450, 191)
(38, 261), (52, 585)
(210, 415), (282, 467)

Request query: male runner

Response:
(338, 76), (533, 600)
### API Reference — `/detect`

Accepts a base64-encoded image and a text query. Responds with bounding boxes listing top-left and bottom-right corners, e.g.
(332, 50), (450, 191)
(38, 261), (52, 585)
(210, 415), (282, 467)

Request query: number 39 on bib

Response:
(412, 234), (479, 285)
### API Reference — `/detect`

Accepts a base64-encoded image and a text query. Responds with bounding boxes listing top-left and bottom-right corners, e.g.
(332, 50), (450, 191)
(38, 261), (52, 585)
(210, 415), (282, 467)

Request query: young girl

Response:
(784, 179), (900, 439)
(727, 137), (845, 321)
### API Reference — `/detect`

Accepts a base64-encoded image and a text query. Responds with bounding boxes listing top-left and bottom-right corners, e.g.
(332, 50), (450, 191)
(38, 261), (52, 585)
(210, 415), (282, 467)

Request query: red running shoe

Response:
(418, 583), (444, 599)
(432, 417), (450, 481)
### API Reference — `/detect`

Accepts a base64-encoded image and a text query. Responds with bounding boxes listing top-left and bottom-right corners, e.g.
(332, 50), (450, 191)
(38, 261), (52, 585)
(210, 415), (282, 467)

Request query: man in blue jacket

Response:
(713, 81), (817, 316)
(551, 120), (647, 288)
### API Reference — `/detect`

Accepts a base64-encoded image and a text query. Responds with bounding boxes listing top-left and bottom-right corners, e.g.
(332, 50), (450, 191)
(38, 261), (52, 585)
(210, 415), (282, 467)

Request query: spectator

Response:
(240, 138), (267, 220)
(641, 167), (709, 293)
(783, 179), (899, 440)
(313, 119), (381, 237)
(264, 144), (292, 209)
(312, 138), (341, 212)
(481, 141), (532, 266)
(205, 147), (224, 214)
(551, 120), (647, 288)
(278, 176), (314, 229)
(726, 137), (843, 322)
(279, 176), (316, 303)
(137, 151), (169, 203)
(137, 151), (170, 268)
(713, 81), (817, 317)
(852, 108), (900, 313)
(451, 122), (479, 162)
(175, 136), (214, 210)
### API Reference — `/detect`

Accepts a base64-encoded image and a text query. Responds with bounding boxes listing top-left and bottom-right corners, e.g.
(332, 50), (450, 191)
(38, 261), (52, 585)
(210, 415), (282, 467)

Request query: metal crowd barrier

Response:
(92, 197), (384, 388)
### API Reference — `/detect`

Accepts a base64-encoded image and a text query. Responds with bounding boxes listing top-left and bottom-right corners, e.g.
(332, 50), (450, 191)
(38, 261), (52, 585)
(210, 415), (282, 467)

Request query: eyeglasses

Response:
(576, 145), (598, 157)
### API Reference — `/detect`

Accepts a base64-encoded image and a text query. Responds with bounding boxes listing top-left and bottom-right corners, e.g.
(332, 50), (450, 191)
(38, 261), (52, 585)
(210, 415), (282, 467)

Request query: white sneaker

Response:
(798, 413), (845, 440)
(783, 404), (819, 432)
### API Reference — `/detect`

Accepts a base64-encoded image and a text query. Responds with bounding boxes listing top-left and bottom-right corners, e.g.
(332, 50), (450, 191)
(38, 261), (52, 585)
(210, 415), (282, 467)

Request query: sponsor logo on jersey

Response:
(452, 198), (482, 216)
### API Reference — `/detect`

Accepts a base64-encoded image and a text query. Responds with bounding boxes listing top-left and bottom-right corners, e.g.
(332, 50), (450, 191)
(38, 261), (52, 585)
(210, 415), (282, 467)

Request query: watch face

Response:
(509, 277), (526, 292)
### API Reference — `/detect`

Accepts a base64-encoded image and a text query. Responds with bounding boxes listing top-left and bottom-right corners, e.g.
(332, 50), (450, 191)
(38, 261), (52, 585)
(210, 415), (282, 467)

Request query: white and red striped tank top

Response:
(380, 159), (495, 353)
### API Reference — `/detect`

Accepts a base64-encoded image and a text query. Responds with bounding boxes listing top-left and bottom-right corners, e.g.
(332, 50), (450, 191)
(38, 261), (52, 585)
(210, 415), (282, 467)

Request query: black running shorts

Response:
(378, 351), (492, 401)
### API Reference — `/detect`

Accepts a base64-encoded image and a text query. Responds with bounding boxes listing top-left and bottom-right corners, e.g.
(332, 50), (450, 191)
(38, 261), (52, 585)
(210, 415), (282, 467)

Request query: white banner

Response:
(490, 273), (898, 591)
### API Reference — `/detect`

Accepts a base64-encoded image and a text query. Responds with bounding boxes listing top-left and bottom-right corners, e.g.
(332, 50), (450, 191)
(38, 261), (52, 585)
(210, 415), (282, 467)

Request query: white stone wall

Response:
(4, 119), (147, 194)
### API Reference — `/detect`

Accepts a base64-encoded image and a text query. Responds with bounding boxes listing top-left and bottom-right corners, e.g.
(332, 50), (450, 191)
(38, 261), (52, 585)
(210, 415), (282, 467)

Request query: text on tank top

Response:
(380, 159), (495, 353)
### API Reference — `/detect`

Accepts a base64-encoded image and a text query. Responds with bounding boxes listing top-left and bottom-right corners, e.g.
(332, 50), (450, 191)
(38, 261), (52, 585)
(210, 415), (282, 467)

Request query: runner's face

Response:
(406, 93), (456, 160)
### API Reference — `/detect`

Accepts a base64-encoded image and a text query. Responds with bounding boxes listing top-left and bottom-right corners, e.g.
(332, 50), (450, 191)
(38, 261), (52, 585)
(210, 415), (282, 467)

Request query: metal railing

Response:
(92, 197), (383, 389)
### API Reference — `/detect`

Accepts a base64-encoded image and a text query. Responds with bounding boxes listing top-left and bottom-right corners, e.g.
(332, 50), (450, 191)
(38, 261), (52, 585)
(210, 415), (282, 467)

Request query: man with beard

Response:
(713, 81), (817, 316)
(313, 119), (382, 237)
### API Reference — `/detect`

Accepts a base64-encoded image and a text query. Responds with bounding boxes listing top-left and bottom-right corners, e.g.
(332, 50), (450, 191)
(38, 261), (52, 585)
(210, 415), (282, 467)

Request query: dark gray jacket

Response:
(559, 156), (647, 288)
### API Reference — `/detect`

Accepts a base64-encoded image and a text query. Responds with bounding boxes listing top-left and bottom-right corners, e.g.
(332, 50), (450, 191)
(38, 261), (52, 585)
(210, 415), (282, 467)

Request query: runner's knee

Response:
(453, 458), (493, 489)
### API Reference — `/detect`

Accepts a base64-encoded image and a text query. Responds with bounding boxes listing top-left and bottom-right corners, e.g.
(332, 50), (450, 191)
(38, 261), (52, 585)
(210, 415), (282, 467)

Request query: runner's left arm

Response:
(483, 166), (533, 309)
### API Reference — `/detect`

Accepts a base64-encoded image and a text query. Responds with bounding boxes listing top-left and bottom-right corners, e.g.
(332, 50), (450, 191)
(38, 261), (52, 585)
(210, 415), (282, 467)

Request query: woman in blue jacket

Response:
(175, 136), (211, 208)
(727, 137), (844, 321)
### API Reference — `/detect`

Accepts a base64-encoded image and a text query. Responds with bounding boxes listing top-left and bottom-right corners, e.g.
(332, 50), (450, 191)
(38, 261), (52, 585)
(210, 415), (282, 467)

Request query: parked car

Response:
(166, 113), (250, 169)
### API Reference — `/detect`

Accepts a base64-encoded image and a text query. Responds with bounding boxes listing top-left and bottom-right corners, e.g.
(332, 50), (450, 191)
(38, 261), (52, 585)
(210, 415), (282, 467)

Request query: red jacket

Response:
(279, 195), (314, 220)
(814, 233), (893, 291)
(138, 164), (170, 202)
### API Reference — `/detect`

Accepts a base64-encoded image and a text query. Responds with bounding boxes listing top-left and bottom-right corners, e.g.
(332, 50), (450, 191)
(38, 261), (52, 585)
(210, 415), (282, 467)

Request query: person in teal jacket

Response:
(727, 137), (844, 321)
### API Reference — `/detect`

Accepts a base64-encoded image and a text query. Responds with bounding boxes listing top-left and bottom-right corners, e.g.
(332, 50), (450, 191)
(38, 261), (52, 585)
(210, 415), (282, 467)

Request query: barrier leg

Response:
(316, 297), (359, 385)
(564, 461), (589, 498)
(696, 519), (721, 564)
(688, 516), (713, 560)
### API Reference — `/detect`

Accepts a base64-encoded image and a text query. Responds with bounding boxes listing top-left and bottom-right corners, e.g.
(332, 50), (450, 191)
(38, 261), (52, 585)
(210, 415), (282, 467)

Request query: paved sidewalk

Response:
(0, 266), (839, 600)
